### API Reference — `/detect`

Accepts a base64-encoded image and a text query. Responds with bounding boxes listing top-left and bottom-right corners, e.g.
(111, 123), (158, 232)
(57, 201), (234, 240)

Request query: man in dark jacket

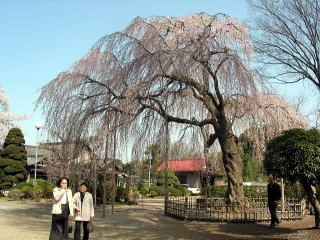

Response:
(267, 176), (282, 227)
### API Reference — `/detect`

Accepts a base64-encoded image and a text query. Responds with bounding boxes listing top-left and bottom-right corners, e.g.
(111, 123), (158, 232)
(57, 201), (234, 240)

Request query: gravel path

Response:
(0, 198), (319, 240)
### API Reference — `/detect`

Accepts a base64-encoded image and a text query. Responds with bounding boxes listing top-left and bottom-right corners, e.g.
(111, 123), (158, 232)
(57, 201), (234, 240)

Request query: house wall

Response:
(188, 173), (201, 187)
(176, 172), (187, 184)
(176, 172), (201, 187)
(214, 176), (225, 186)
(176, 173), (187, 184)
(176, 172), (225, 187)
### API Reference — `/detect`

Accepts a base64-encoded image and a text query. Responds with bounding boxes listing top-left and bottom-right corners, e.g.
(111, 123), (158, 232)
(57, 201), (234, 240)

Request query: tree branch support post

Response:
(164, 119), (169, 216)
(112, 114), (117, 214)
(281, 178), (285, 212)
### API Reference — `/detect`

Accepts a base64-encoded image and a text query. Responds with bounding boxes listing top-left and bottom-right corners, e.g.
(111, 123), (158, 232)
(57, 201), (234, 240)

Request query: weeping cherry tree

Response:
(37, 13), (308, 205)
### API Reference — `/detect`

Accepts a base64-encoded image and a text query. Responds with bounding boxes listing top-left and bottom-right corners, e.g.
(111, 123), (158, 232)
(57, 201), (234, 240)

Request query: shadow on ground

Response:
(92, 205), (301, 240)
(0, 198), (318, 240)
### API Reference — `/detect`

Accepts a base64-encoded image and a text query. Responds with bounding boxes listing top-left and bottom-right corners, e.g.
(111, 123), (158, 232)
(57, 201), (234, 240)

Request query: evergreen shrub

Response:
(149, 191), (158, 197)
(149, 184), (164, 196)
(139, 185), (150, 196)
(168, 186), (182, 197)
(8, 189), (22, 200)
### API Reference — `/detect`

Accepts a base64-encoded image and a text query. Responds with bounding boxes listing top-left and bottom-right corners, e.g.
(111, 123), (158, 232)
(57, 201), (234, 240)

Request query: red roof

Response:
(156, 158), (206, 172)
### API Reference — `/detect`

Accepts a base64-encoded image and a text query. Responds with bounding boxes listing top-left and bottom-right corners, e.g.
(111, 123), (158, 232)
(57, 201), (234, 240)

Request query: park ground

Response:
(0, 197), (319, 240)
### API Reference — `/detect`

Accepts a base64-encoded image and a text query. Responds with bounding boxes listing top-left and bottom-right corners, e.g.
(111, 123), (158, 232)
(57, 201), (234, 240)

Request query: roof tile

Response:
(157, 158), (206, 172)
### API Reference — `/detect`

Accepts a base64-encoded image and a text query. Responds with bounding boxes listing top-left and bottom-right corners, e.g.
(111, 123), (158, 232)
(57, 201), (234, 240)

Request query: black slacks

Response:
(74, 221), (90, 240)
(49, 204), (69, 240)
(268, 200), (280, 226)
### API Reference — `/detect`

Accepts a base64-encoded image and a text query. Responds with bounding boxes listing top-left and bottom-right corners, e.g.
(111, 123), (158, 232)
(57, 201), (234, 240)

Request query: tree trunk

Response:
(218, 127), (244, 205)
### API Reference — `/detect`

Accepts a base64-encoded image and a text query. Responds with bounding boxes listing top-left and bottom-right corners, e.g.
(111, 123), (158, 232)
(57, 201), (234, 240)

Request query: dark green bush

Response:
(140, 184), (183, 197)
(16, 181), (33, 189)
(206, 185), (228, 198)
(149, 191), (158, 197)
(139, 185), (150, 196)
(0, 128), (28, 189)
(205, 185), (266, 198)
(16, 173), (25, 180)
(4, 166), (18, 174)
(204, 183), (303, 199)
(30, 187), (43, 202)
(176, 185), (188, 196)
(149, 185), (164, 196)
(284, 182), (305, 199)
(16, 182), (33, 198)
(244, 185), (267, 198)
(168, 186), (183, 197)
(156, 170), (180, 187)
(15, 179), (54, 200)
(34, 179), (54, 198)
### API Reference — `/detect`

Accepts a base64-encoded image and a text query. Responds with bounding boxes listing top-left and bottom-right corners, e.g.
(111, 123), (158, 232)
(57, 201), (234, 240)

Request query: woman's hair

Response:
(79, 181), (89, 189)
(56, 177), (69, 187)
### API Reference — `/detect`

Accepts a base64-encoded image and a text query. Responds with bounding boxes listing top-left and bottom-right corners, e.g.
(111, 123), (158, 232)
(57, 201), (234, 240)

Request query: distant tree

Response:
(248, 0), (320, 91)
(145, 143), (163, 183)
(239, 133), (262, 181)
(264, 128), (320, 228)
(156, 169), (180, 187)
(0, 87), (13, 144)
(0, 128), (28, 189)
(0, 87), (9, 143)
(170, 141), (202, 159)
(0, 87), (26, 145)
(238, 93), (308, 163)
(122, 161), (137, 187)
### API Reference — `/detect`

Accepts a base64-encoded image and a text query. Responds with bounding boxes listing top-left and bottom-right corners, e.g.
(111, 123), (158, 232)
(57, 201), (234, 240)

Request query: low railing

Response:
(165, 197), (307, 222)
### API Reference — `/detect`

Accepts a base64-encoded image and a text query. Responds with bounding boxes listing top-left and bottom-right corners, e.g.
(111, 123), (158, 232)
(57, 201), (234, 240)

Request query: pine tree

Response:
(0, 127), (27, 189)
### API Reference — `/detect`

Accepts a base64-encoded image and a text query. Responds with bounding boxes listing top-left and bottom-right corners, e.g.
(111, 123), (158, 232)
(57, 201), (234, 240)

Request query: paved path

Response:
(0, 198), (319, 240)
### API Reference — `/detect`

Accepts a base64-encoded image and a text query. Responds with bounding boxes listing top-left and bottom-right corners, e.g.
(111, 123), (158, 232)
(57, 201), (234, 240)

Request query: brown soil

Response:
(0, 197), (319, 240)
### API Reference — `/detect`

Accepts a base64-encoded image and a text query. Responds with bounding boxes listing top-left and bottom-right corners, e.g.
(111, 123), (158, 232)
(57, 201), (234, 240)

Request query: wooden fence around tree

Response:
(165, 197), (307, 222)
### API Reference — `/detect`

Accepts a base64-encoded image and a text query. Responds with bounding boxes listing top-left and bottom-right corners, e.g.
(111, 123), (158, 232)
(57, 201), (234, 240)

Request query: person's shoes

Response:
(268, 224), (275, 228)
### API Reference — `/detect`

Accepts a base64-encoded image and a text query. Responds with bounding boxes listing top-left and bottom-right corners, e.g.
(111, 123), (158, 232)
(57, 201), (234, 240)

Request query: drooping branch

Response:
(37, 12), (310, 205)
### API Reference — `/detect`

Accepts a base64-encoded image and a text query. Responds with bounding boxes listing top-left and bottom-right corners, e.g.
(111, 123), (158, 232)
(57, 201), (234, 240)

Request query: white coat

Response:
(73, 192), (94, 221)
(51, 187), (74, 216)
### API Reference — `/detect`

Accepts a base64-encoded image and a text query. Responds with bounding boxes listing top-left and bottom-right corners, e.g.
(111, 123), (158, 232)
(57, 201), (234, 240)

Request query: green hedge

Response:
(139, 184), (184, 197)
(244, 185), (267, 198)
(149, 185), (164, 196)
(205, 183), (304, 199)
(15, 179), (54, 201)
(139, 185), (150, 196)
(168, 186), (182, 197)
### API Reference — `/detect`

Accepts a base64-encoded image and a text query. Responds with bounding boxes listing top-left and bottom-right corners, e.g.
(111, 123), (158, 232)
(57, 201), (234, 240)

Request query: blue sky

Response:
(0, 0), (250, 145)
(0, 0), (313, 145)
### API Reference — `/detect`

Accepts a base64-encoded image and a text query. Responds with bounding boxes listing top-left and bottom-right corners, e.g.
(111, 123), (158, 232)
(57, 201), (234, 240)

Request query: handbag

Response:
(87, 220), (95, 233)
(68, 221), (73, 233)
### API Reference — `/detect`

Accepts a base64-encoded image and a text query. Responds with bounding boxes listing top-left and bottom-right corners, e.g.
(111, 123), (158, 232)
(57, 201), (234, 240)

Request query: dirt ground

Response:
(0, 197), (319, 240)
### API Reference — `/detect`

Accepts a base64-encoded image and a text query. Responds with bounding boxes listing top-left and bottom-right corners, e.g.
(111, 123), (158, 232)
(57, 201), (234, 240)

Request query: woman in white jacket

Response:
(49, 177), (74, 240)
(73, 182), (95, 240)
